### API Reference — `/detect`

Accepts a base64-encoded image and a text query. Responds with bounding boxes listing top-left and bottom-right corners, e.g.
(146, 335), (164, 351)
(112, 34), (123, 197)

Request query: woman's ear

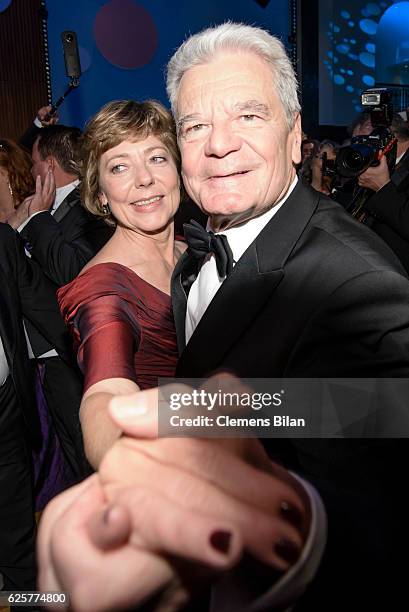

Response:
(98, 191), (107, 206)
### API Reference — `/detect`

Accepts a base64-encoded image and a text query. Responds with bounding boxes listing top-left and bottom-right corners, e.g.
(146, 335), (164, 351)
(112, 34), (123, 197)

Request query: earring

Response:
(101, 203), (110, 215)
(7, 180), (13, 197)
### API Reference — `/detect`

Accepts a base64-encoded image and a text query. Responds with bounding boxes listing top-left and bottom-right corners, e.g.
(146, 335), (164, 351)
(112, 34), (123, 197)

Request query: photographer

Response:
(356, 113), (409, 273)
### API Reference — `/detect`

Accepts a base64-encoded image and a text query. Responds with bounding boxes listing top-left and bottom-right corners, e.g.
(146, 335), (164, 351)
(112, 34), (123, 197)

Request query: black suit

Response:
(172, 181), (409, 610)
(364, 148), (409, 273)
(19, 187), (113, 477)
(20, 186), (113, 287)
(0, 223), (70, 591)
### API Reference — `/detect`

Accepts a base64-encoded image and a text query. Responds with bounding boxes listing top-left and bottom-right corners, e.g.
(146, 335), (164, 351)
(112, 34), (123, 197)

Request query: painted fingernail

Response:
(274, 538), (300, 563)
(280, 501), (303, 527)
(209, 530), (232, 554)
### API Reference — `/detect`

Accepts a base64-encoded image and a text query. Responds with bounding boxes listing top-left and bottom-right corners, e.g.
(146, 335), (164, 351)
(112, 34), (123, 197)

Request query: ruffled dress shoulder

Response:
(57, 262), (178, 391)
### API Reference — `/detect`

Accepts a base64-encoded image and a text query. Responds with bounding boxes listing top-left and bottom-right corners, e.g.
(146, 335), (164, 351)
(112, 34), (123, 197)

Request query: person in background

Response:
(19, 104), (59, 153)
(336, 112), (409, 273)
(0, 139), (34, 223)
(300, 138), (320, 165)
(357, 112), (409, 273)
(300, 139), (339, 195)
(0, 222), (70, 598)
(7, 125), (113, 480)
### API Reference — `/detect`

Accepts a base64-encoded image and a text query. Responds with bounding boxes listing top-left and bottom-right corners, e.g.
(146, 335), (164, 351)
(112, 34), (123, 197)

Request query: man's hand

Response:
(26, 170), (56, 215)
(37, 105), (59, 126)
(38, 475), (244, 611)
(358, 155), (390, 191)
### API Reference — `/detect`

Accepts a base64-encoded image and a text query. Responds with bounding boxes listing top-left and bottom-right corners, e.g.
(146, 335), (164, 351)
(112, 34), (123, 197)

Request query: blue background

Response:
(319, 0), (409, 126)
(45, 0), (290, 129)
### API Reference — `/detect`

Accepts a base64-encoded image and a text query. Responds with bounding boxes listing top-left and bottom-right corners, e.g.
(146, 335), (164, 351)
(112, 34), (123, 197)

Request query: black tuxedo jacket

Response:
(20, 186), (113, 355)
(173, 180), (409, 377)
(172, 181), (409, 609)
(0, 224), (71, 447)
(364, 147), (409, 273)
(20, 186), (113, 287)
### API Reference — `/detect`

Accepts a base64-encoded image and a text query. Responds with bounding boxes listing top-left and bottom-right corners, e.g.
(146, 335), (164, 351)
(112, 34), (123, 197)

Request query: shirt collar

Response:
(207, 176), (298, 264)
(53, 180), (80, 212)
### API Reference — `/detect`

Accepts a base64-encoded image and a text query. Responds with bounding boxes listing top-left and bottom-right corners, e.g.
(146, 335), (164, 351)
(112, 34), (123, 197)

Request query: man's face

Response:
(176, 51), (301, 227)
(301, 142), (314, 162)
(31, 139), (50, 182)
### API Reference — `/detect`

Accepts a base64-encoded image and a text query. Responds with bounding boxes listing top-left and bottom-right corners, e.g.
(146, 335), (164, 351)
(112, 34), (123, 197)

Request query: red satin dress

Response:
(57, 263), (178, 392)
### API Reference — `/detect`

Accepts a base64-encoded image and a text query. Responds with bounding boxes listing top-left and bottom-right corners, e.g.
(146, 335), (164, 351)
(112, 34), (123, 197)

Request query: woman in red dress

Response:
(58, 100), (185, 468)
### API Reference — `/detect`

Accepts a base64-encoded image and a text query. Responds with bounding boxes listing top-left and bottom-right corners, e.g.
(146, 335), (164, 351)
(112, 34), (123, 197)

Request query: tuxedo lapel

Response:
(176, 245), (284, 376)
(53, 187), (80, 223)
(171, 251), (200, 353)
(176, 181), (320, 376)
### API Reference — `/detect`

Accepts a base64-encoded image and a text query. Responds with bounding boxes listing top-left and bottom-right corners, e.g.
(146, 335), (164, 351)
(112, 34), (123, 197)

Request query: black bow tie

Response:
(183, 219), (234, 278)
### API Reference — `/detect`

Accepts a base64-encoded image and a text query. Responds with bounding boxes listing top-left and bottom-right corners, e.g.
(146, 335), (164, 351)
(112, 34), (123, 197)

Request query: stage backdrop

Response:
(45, 0), (290, 129)
(318, 0), (409, 126)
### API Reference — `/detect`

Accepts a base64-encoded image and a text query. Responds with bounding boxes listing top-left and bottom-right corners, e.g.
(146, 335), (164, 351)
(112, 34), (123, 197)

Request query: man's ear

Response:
(47, 156), (55, 171)
(291, 114), (302, 166)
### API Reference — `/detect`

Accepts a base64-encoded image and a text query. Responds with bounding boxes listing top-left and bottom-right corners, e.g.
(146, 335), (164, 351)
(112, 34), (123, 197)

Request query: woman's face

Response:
(0, 167), (14, 221)
(98, 135), (180, 234)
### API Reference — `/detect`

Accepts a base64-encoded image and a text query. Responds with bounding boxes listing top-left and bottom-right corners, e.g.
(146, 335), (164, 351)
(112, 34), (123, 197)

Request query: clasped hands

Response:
(38, 378), (311, 612)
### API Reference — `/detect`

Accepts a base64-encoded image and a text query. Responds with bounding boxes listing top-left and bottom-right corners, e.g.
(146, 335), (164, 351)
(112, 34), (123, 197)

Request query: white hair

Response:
(166, 21), (300, 129)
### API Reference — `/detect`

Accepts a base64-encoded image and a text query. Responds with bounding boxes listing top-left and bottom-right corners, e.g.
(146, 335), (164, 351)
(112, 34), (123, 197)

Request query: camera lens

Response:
(65, 34), (73, 43)
(336, 143), (375, 178)
(345, 150), (364, 171)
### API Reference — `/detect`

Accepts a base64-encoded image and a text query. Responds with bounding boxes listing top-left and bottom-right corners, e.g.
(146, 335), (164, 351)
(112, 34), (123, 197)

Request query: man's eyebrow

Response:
(176, 101), (270, 132)
(176, 114), (202, 132)
(233, 100), (271, 115)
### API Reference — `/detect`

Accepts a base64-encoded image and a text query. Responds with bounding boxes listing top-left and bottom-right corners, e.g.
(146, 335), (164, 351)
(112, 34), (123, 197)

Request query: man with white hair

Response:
(167, 23), (409, 610)
(38, 22), (409, 611)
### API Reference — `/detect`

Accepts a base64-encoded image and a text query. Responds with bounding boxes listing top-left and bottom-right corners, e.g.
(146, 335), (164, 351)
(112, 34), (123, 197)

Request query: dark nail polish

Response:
(210, 530), (232, 554)
(280, 501), (303, 527)
(275, 538), (300, 563)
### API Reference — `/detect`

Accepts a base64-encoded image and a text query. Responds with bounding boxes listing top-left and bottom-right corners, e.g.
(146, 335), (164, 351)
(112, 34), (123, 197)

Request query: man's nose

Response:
(204, 122), (241, 158)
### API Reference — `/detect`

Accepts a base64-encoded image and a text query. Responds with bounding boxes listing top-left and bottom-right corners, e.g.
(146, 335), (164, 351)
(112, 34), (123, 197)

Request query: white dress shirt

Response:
(186, 177), (298, 343)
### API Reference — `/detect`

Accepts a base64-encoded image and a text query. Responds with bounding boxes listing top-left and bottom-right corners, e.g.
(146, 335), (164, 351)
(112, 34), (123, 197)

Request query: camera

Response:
(335, 88), (396, 179)
(61, 31), (81, 79)
(321, 152), (336, 178)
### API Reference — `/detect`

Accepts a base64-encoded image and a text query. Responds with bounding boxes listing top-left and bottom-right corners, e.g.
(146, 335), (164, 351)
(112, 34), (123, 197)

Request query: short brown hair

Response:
(36, 125), (82, 176)
(0, 139), (34, 206)
(81, 100), (180, 225)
